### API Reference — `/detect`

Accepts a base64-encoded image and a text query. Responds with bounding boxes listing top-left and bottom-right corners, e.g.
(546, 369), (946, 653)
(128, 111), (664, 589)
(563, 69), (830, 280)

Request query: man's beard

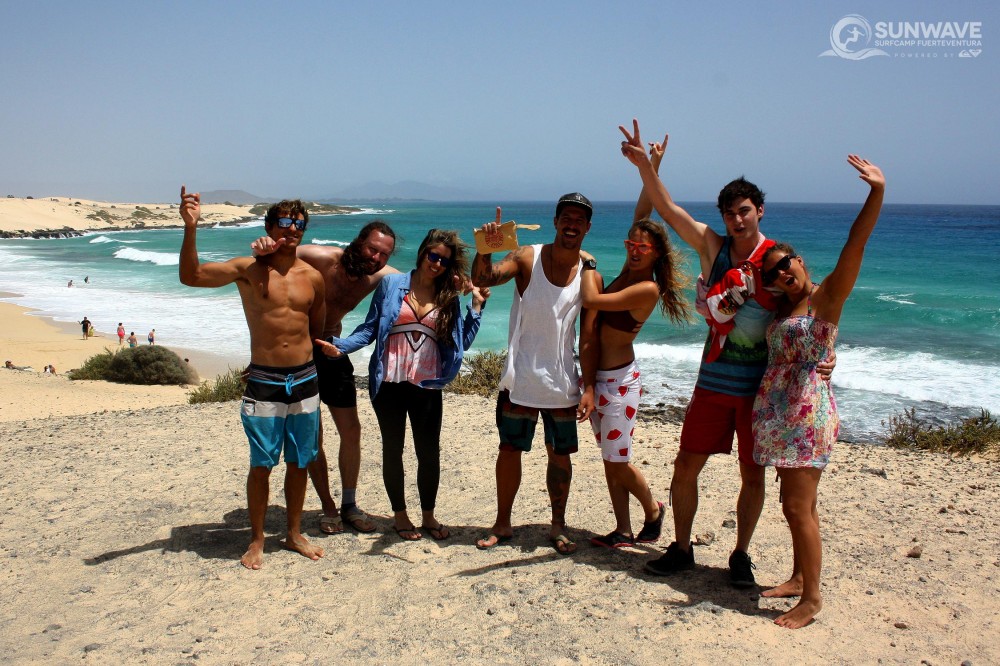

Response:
(341, 242), (379, 278)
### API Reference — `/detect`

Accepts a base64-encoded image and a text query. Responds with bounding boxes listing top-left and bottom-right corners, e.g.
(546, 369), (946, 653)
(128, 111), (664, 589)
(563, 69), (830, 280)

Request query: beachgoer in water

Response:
(581, 218), (691, 550)
(471, 196), (599, 556)
(252, 222), (399, 535)
(320, 229), (489, 541)
(753, 155), (885, 629)
(180, 185), (326, 570)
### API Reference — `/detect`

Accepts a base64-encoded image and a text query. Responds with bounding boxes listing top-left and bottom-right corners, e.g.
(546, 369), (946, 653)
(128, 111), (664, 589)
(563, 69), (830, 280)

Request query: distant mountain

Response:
(199, 190), (270, 205)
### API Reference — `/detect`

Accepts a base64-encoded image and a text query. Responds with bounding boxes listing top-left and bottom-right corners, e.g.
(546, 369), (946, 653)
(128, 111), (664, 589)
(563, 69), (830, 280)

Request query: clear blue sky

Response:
(1, 1), (996, 204)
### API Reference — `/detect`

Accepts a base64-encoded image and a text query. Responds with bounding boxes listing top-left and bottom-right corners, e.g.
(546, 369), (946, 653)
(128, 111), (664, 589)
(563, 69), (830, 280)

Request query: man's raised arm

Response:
(471, 207), (526, 288)
(178, 185), (249, 288)
(619, 120), (718, 257)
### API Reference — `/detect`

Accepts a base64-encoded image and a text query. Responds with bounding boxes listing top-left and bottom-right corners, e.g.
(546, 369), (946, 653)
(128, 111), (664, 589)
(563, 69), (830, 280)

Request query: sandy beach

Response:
(0, 304), (998, 664)
(0, 196), (256, 237)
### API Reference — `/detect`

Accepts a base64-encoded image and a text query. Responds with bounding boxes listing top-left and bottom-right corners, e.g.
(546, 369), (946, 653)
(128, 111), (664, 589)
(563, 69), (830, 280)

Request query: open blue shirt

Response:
(330, 271), (484, 400)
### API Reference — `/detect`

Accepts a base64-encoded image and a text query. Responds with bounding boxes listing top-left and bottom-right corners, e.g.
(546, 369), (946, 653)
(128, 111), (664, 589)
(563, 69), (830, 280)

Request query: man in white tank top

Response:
(471, 194), (599, 555)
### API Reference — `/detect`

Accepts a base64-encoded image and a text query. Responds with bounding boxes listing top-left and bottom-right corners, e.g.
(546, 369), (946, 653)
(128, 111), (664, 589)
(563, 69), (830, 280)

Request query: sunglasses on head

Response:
(624, 239), (654, 254)
(763, 254), (797, 285)
(426, 251), (452, 267)
(276, 217), (307, 231)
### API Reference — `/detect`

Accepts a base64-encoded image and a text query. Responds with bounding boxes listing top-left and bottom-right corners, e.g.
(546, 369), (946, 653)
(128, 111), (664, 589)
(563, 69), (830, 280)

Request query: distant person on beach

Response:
(179, 185), (326, 570)
(252, 222), (399, 535)
(471, 195), (599, 555)
(80, 317), (91, 340)
(127, 332), (138, 348)
(147, 329), (155, 345)
(580, 217), (691, 550)
(319, 229), (489, 541)
(619, 120), (835, 585)
(117, 323), (126, 347)
(84, 276), (89, 284)
(753, 156), (885, 629)
(67, 280), (73, 288)
(4, 360), (13, 369)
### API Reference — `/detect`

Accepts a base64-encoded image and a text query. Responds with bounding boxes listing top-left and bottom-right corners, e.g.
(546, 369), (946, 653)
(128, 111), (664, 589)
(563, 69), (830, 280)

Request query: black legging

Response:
(372, 381), (443, 512)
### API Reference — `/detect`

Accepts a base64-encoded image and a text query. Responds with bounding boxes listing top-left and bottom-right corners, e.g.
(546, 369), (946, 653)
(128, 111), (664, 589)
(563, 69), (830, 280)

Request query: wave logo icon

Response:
(959, 49), (982, 58)
(819, 14), (889, 60)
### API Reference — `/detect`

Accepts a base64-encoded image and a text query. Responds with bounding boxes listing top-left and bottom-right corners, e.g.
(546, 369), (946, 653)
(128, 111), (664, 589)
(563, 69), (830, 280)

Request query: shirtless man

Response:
(180, 186), (326, 570)
(251, 222), (398, 534)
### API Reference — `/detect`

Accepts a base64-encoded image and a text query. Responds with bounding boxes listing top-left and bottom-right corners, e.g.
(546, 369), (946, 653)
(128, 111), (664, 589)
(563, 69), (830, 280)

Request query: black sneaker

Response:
(728, 550), (757, 587)
(643, 541), (695, 576)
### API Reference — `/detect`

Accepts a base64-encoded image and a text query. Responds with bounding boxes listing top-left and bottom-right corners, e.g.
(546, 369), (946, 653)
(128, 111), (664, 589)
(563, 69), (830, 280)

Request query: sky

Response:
(1, 1), (997, 205)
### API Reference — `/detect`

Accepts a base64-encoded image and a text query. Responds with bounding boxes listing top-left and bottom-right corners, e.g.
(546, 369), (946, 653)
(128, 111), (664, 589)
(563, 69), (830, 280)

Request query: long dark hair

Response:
(631, 219), (692, 324)
(415, 229), (468, 347)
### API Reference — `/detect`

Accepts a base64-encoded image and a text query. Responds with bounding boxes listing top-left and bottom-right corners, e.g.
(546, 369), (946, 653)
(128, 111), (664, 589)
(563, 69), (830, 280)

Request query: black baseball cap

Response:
(555, 192), (593, 221)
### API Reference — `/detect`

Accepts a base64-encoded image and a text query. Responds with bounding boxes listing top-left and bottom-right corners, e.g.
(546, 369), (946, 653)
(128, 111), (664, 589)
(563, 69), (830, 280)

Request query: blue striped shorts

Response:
(240, 361), (320, 469)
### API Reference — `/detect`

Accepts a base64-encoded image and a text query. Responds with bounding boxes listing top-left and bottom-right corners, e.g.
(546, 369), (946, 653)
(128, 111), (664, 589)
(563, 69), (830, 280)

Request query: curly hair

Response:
(630, 219), (692, 324)
(264, 200), (309, 228)
(415, 229), (469, 347)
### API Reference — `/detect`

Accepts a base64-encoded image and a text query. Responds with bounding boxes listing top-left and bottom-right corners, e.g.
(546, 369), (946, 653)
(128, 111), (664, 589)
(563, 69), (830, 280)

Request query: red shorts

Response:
(679, 387), (758, 465)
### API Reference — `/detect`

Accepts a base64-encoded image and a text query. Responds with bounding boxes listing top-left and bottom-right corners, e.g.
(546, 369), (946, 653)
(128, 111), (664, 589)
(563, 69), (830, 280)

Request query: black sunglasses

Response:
(763, 254), (797, 285)
(276, 217), (307, 231)
(426, 251), (452, 267)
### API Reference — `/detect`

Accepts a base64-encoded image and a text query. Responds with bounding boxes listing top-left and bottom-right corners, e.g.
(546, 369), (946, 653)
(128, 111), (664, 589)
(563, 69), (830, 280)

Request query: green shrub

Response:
(86, 209), (113, 223)
(446, 350), (507, 397)
(103, 346), (197, 385)
(883, 408), (1000, 456)
(188, 367), (246, 404)
(68, 349), (117, 380)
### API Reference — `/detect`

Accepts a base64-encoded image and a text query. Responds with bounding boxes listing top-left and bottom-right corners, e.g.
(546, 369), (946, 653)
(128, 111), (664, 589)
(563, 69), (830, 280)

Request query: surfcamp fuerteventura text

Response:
(821, 15), (984, 60)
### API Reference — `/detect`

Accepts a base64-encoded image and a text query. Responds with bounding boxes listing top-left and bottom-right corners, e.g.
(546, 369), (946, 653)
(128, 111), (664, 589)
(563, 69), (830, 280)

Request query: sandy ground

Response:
(0, 196), (253, 235)
(0, 307), (998, 664)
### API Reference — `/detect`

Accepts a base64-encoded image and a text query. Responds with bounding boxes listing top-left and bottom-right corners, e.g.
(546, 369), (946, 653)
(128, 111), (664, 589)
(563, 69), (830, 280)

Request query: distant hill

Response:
(198, 190), (270, 205)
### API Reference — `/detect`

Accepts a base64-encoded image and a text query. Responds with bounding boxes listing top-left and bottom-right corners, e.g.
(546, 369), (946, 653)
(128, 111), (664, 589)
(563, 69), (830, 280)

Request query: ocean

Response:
(1, 201), (997, 443)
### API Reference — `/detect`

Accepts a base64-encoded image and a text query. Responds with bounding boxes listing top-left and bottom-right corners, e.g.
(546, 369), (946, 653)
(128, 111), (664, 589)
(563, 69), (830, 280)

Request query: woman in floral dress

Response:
(752, 155), (885, 629)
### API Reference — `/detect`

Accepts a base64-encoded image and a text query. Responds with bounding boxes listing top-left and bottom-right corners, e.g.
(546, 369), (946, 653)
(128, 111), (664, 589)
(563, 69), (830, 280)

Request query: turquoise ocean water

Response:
(1, 201), (998, 443)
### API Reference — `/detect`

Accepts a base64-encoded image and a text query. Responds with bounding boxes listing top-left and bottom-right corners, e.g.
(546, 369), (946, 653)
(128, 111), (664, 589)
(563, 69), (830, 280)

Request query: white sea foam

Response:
(833, 345), (1000, 411)
(113, 247), (179, 266)
(340, 207), (393, 216)
(877, 292), (917, 306)
(89, 235), (145, 245)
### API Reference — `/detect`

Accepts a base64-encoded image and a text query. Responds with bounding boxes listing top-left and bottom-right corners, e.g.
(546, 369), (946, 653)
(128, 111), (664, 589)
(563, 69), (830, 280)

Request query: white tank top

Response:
(499, 244), (582, 408)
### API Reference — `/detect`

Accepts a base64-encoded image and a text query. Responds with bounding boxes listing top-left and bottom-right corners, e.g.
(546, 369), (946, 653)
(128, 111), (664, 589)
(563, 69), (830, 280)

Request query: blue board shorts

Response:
(240, 361), (321, 469)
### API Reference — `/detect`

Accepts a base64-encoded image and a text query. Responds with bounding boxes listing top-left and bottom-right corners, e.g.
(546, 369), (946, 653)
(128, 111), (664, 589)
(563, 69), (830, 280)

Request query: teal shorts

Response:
(495, 389), (578, 454)
(241, 362), (320, 469)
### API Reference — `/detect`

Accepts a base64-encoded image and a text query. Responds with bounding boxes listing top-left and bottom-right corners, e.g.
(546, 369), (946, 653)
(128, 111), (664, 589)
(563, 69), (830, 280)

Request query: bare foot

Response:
(241, 541), (264, 570)
(775, 598), (822, 629)
(762, 577), (804, 598)
(475, 532), (513, 549)
(281, 533), (324, 561)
